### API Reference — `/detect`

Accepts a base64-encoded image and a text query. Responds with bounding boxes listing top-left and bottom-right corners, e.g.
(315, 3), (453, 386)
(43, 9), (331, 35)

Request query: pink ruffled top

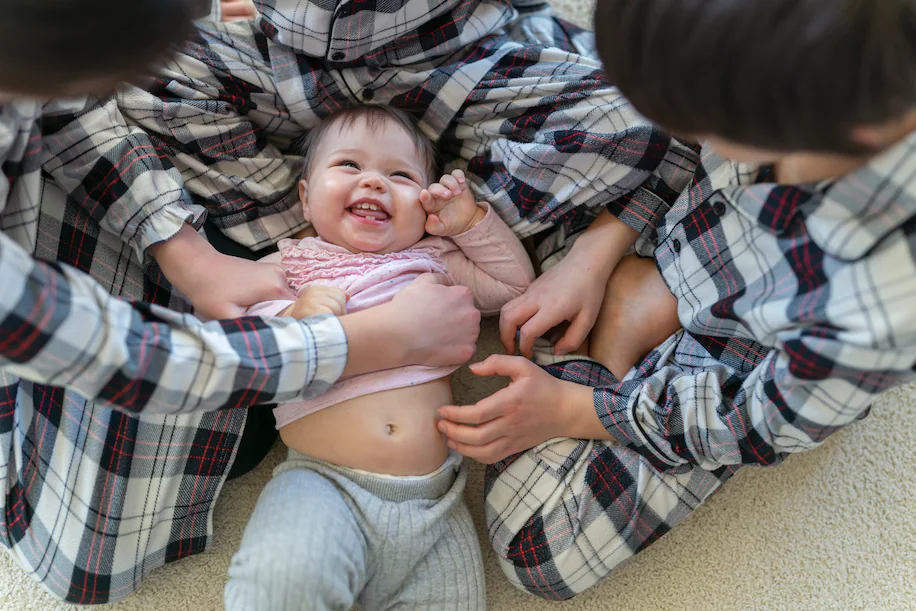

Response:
(246, 203), (535, 429)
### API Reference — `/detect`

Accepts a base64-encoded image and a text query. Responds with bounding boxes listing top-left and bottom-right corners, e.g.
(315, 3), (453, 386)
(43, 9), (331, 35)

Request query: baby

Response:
(224, 105), (535, 611)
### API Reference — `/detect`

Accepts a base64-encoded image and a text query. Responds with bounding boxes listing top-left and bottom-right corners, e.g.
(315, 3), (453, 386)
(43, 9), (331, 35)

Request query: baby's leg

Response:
(588, 254), (681, 379)
(389, 497), (485, 610)
(224, 468), (368, 611)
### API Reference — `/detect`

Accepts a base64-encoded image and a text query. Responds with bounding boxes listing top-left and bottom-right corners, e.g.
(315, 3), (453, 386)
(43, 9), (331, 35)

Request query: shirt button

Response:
(672, 239), (682, 253)
(363, 88), (374, 101)
(713, 201), (727, 216)
(331, 51), (345, 61)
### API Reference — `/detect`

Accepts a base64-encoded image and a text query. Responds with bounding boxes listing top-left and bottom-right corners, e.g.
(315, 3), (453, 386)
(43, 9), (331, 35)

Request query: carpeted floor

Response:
(3, 2), (916, 609)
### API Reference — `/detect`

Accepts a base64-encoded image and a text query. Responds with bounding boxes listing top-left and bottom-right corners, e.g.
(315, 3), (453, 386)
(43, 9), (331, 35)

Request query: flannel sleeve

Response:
(593, 326), (911, 471)
(0, 230), (346, 415)
(40, 21), (307, 261)
(604, 137), (699, 255)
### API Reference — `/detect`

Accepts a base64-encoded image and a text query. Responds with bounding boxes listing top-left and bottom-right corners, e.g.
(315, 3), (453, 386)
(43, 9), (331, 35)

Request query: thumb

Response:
(469, 354), (532, 380)
(410, 272), (449, 286)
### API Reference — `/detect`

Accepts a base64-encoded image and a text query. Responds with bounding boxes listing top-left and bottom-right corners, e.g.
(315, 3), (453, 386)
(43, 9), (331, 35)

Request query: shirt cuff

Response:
(605, 186), (668, 256)
(133, 196), (207, 264)
(293, 314), (348, 399)
(593, 381), (677, 472)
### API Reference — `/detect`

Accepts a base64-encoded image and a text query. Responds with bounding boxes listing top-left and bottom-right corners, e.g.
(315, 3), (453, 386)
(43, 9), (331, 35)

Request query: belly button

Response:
(386, 424), (396, 435)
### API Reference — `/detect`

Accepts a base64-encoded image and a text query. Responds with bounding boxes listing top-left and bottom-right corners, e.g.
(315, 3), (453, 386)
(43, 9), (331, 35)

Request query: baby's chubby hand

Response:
(280, 285), (349, 319)
(419, 169), (486, 237)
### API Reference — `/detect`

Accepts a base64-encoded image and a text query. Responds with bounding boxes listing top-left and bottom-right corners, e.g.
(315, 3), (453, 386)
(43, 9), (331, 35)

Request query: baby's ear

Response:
(298, 179), (310, 221)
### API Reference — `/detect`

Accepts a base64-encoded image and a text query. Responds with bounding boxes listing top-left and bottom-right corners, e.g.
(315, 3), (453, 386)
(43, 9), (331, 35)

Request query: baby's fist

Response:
(419, 169), (485, 236)
(281, 285), (349, 318)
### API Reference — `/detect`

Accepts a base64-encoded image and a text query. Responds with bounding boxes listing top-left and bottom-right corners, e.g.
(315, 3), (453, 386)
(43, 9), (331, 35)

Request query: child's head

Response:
(0, 0), (195, 99)
(298, 105), (439, 254)
(594, 0), (916, 162)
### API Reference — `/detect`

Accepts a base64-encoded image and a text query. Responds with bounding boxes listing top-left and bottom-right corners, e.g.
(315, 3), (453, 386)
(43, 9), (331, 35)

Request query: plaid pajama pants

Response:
(484, 339), (742, 600)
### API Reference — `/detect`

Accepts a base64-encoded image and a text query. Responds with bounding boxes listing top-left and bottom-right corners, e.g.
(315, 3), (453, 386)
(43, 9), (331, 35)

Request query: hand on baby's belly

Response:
(278, 377), (453, 476)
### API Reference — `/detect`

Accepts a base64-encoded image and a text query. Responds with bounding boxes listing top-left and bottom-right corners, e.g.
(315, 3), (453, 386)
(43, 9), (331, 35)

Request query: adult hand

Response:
(341, 273), (481, 376)
(499, 244), (613, 359)
(499, 210), (638, 358)
(436, 355), (596, 464)
(390, 273), (481, 367)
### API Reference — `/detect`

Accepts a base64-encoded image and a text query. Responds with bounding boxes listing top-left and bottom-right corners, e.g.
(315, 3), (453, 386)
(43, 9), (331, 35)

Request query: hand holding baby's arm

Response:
(280, 286), (349, 318)
(420, 169), (486, 237)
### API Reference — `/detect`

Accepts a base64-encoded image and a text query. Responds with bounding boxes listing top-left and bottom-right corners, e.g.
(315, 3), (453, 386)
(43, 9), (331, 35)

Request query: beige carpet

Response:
(3, 2), (916, 608)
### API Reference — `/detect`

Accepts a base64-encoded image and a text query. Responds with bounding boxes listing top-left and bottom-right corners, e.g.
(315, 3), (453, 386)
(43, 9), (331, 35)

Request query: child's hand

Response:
(280, 286), (349, 319)
(419, 169), (486, 237)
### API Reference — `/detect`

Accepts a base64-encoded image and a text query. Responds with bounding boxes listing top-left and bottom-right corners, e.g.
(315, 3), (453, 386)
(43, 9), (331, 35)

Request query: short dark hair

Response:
(0, 0), (196, 96)
(594, 0), (916, 154)
(300, 105), (439, 180)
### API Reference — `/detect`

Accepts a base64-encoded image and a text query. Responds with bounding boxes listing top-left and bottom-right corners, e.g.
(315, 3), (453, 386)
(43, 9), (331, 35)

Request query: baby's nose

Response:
(361, 174), (386, 190)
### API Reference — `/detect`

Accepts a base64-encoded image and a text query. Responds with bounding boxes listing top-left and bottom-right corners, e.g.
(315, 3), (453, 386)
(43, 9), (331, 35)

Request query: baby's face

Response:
(301, 118), (429, 254)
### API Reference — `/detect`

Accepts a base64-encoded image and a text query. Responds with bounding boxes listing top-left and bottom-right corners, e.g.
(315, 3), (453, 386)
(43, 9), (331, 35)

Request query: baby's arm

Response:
(423, 171), (535, 314)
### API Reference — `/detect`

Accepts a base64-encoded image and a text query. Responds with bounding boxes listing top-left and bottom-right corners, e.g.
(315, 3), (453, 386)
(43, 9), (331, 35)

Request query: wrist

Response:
(450, 203), (487, 236)
(571, 210), (639, 275)
(559, 381), (614, 440)
(339, 304), (407, 376)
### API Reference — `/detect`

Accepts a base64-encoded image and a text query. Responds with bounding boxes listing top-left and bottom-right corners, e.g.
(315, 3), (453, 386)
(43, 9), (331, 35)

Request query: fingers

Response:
(438, 173), (461, 196)
(468, 354), (533, 380)
(425, 214), (446, 235)
(438, 389), (509, 425)
(553, 312), (592, 355)
(410, 272), (449, 286)
(499, 298), (539, 354)
(437, 418), (504, 447)
(518, 310), (556, 359)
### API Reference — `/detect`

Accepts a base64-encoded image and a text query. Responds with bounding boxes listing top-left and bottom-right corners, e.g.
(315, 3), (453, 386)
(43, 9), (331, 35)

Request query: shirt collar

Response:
(719, 132), (916, 261)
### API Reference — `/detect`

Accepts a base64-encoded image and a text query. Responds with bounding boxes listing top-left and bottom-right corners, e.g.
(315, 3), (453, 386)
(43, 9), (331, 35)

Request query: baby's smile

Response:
(347, 198), (392, 224)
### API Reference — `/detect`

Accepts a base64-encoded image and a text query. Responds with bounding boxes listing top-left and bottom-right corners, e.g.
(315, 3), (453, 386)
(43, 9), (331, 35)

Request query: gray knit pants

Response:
(224, 450), (485, 610)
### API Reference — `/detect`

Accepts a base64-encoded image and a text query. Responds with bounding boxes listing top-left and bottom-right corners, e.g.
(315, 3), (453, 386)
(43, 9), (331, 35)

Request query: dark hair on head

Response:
(0, 0), (197, 96)
(594, 0), (916, 154)
(300, 105), (439, 180)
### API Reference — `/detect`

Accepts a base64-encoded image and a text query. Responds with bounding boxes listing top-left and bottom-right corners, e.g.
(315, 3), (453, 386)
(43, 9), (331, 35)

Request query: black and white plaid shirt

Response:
(1, 0), (696, 602)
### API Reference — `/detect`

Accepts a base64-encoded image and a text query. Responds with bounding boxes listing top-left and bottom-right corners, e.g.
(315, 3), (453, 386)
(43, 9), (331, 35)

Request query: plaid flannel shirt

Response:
(590, 138), (916, 472)
(3, 0), (697, 603)
(484, 135), (916, 600)
(1, 99), (348, 603)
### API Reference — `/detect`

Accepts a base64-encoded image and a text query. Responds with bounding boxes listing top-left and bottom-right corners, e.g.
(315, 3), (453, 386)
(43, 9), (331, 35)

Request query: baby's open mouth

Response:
(348, 202), (391, 222)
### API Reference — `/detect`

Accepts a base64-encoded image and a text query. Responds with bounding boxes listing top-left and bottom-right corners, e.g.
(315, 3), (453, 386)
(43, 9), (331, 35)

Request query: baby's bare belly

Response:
(278, 378), (453, 476)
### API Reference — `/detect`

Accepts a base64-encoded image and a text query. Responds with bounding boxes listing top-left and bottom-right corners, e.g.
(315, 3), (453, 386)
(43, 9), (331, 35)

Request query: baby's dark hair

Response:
(0, 0), (197, 95)
(594, 0), (916, 155)
(300, 105), (439, 179)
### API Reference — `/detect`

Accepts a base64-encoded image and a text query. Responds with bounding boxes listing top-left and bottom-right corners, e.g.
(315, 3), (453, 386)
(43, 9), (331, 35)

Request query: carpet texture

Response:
(3, 2), (916, 608)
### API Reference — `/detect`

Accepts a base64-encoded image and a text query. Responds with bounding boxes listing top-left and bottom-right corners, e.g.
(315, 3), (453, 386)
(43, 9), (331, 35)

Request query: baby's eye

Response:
(339, 160), (360, 169)
(392, 171), (416, 181)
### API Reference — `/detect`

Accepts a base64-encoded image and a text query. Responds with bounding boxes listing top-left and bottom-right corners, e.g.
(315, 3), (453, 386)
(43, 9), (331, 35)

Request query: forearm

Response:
(0, 233), (346, 413)
(148, 223), (218, 293)
(571, 209), (639, 276)
(446, 204), (536, 312)
(339, 307), (407, 377)
(560, 381), (615, 441)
